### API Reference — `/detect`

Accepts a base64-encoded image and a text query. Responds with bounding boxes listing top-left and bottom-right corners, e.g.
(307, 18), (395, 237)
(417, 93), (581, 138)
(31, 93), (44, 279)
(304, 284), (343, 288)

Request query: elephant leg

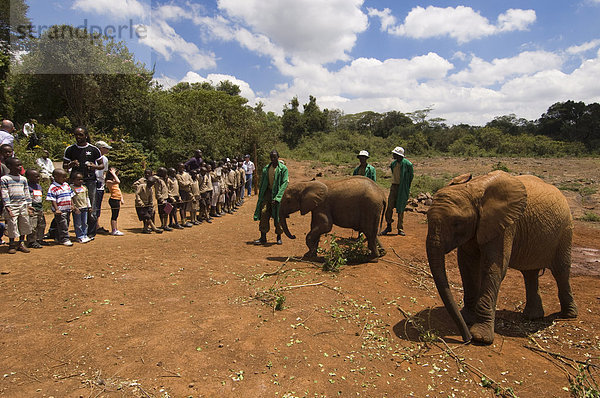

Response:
(521, 269), (544, 320)
(551, 231), (577, 318)
(304, 212), (332, 258)
(470, 239), (508, 344)
(457, 241), (480, 326)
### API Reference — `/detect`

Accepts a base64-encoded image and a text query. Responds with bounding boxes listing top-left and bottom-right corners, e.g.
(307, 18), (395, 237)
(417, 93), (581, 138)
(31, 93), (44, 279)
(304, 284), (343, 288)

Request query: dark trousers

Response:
(54, 211), (71, 243)
(85, 180), (98, 237)
(95, 188), (105, 219)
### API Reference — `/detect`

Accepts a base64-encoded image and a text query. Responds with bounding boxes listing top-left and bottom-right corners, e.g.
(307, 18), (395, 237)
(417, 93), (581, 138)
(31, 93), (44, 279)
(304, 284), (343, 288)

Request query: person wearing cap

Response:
(380, 146), (413, 236)
(353, 150), (376, 181)
(242, 154), (255, 197)
(94, 140), (112, 233)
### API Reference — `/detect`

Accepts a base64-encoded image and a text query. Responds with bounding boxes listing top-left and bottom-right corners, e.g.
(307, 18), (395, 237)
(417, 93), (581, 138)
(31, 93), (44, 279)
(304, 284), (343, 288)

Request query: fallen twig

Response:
(258, 258), (291, 279)
(280, 281), (324, 290)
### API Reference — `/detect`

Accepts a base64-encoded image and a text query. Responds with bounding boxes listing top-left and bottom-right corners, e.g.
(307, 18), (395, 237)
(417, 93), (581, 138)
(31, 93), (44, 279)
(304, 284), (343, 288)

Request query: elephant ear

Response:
(300, 181), (328, 215)
(476, 171), (527, 245)
(449, 173), (472, 185)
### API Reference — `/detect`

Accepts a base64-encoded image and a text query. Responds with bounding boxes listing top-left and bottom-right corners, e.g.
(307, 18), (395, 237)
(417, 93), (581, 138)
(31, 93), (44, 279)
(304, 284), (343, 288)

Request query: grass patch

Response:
(558, 182), (598, 197)
(318, 234), (374, 272)
(580, 212), (600, 222)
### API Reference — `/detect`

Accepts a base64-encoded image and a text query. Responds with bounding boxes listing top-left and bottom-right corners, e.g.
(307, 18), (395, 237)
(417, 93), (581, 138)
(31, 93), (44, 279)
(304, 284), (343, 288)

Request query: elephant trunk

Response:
(280, 216), (296, 239)
(426, 239), (472, 343)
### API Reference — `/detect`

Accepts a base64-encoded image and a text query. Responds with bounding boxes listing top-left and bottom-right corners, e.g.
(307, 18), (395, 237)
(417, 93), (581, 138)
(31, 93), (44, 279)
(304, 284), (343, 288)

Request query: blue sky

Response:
(22, 0), (600, 125)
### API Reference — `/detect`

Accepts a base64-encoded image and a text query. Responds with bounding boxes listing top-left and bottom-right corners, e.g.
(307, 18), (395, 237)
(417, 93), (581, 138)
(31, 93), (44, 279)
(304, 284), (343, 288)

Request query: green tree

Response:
(0, 0), (30, 117)
(281, 96), (305, 148)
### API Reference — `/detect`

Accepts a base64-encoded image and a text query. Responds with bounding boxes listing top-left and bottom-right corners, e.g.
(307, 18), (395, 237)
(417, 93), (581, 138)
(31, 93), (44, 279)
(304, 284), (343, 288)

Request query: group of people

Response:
(0, 121), (258, 253)
(353, 146), (414, 236)
(252, 146), (414, 246)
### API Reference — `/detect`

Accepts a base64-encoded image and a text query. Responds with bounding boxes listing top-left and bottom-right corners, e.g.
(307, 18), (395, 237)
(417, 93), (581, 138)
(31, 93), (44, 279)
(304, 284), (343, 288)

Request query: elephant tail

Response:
(380, 197), (387, 231)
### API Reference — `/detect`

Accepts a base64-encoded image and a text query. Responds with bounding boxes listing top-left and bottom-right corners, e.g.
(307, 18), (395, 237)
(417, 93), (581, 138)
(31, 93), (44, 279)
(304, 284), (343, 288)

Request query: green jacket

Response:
(391, 158), (414, 212)
(253, 161), (289, 224)
(353, 163), (376, 181)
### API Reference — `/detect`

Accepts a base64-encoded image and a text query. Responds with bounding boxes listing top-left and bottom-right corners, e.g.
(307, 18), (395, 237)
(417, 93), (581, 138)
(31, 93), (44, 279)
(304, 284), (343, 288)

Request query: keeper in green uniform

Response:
(352, 150), (376, 181)
(253, 150), (289, 245)
(380, 146), (413, 236)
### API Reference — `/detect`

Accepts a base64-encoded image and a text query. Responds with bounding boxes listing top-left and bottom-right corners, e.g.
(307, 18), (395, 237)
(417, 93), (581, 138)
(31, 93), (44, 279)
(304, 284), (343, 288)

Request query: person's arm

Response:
(0, 178), (14, 217)
(46, 189), (60, 214)
(109, 169), (121, 184)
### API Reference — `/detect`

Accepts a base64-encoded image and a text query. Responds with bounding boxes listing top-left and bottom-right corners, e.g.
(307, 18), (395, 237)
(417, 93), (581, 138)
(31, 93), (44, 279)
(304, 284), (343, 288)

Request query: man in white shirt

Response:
(0, 120), (16, 147)
(36, 150), (55, 183)
(242, 154), (255, 197)
(95, 140), (112, 233)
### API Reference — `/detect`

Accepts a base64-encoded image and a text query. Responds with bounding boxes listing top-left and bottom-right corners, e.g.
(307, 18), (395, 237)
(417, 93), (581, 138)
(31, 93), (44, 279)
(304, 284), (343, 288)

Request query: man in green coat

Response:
(352, 150), (376, 181)
(253, 150), (289, 245)
(380, 146), (413, 236)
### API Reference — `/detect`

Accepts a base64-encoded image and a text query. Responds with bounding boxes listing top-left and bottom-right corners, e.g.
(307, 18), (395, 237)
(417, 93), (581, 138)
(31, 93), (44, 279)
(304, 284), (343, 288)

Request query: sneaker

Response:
(7, 244), (16, 254)
(183, 222), (193, 228)
(162, 226), (173, 231)
(38, 240), (50, 246)
(62, 240), (74, 246)
(142, 229), (152, 234)
(398, 230), (406, 236)
(174, 224), (185, 229)
(276, 235), (283, 245)
(153, 228), (164, 234)
(111, 230), (125, 236)
(78, 237), (90, 243)
(97, 227), (109, 234)
(206, 219), (212, 224)
(88, 236), (95, 241)
(28, 241), (42, 249)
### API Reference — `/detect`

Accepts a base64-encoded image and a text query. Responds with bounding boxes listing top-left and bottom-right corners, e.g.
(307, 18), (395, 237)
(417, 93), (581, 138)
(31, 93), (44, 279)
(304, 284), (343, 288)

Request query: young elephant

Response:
(279, 176), (386, 259)
(426, 171), (578, 344)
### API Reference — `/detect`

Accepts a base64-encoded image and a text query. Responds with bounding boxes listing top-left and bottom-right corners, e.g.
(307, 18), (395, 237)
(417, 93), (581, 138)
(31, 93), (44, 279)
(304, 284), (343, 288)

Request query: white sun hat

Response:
(357, 150), (369, 158)
(392, 146), (405, 157)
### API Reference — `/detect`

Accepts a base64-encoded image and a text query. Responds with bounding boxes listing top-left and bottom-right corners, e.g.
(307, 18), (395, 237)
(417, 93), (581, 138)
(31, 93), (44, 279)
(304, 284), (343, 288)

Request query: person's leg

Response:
(381, 184), (399, 234)
(16, 205), (32, 251)
(27, 209), (40, 247)
(246, 175), (252, 196)
(81, 209), (88, 239)
(73, 211), (82, 240)
(95, 188), (104, 230)
(85, 181), (97, 237)
(397, 210), (405, 235)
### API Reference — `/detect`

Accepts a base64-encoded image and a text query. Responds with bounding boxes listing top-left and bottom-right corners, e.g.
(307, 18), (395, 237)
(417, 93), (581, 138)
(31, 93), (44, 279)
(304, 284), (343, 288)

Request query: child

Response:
(189, 170), (201, 225)
(176, 163), (194, 227)
(210, 162), (221, 218)
(46, 169), (74, 246)
(135, 176), (163, 234)
(25, 169), (47, 248)
(167, 167), (183, 229)
(0, 157), (33, 253)
(71, 172), (92, 243)
(155, 167), (171, 231)
(199, 166), (213, 223)
(105, 168), (125, 236)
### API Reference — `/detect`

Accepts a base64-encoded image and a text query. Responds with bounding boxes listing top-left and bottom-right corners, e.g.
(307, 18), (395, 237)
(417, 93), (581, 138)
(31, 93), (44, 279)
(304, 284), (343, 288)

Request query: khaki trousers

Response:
(259, 190), (283, 235)
(385, 184), (404, 230)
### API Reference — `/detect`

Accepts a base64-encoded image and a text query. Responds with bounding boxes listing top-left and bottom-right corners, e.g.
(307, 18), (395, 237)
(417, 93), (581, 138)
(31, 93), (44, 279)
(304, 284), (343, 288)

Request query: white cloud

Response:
(372, 6), (535, 43)
(137, 20), (216, 70)
(72, 0), (148, 19)
(366, 8), (396, 32)
(181, 72), (256, 103)
(567, 39), (600, 54)
(217, 0), (368, 63)
(450, 51), (564, 86)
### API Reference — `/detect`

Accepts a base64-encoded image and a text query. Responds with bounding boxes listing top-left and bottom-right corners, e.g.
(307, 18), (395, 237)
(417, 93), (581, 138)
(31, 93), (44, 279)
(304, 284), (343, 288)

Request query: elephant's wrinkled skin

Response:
(426, 171), (578, 344)
(279, 176), (386, 259)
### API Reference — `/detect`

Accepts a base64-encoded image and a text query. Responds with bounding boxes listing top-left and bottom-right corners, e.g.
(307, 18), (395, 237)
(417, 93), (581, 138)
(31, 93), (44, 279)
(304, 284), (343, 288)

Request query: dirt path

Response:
(0, 159), (599, 397)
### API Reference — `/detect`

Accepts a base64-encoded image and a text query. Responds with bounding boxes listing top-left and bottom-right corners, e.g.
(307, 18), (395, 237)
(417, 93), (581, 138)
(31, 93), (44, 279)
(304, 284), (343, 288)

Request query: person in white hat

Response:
(94, 140), (112, 233)
(352, 150), (376, 181)
(380, 146), (413, 236)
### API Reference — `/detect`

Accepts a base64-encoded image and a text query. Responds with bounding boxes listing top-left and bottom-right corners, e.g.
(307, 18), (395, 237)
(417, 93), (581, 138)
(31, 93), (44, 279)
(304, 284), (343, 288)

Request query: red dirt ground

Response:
(0, 158), (598, 397)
